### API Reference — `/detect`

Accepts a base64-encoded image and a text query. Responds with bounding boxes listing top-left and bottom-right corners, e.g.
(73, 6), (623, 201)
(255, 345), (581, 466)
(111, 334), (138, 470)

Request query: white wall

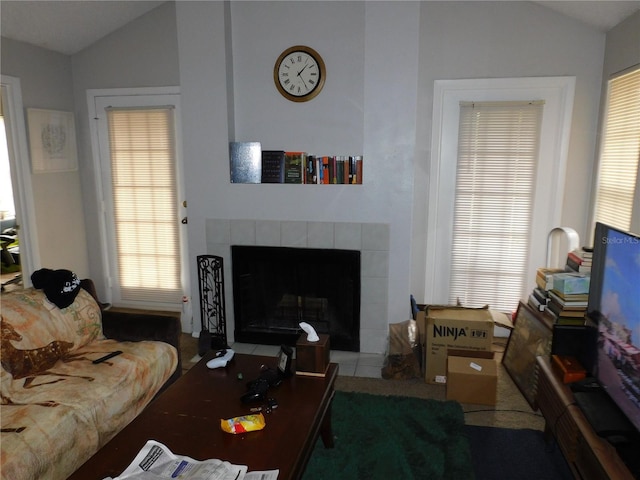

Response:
(176, 1), (420, 350)
(410, 1), (606, 303)
(71, 1), (180, 296)
(132, 1), (608, 350)
(0, 38), (90, 278)
(3, 1), (624, 353)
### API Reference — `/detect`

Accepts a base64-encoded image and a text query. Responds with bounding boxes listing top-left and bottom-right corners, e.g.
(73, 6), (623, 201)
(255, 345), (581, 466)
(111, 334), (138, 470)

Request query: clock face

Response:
(274, 46), (325, 102)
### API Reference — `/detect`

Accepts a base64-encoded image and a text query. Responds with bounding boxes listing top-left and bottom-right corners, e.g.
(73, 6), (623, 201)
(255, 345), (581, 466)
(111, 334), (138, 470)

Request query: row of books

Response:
(271, 151), (363, 185)
(229, 142), (363, 184)
(528, 247), (593, 326)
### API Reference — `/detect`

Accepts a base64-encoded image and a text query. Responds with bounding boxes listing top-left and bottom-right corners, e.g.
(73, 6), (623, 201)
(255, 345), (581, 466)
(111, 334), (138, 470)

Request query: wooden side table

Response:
(536, 356), (635, 480)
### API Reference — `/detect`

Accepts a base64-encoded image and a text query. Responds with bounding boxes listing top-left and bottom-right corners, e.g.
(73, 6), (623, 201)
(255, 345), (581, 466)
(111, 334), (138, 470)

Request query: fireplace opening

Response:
(232, 245), (360, 351)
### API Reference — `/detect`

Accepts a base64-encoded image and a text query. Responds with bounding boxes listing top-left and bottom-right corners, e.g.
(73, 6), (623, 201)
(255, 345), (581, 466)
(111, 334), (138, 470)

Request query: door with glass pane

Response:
(93, 92), (187, 309)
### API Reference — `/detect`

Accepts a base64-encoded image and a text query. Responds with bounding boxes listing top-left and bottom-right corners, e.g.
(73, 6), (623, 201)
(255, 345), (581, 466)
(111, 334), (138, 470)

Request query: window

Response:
(105, 107), (182, 304)
(592, 67), (640, 233)
(449, 101), (543, 311)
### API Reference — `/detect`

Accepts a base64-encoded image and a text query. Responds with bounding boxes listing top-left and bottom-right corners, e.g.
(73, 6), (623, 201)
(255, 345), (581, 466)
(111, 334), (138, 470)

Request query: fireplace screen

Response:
(232, 245), (360, 351)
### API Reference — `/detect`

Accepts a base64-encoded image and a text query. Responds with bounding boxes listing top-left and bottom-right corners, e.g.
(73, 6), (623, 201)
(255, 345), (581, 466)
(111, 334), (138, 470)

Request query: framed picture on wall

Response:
(27, 108), (78, 173)
(503, 301), (553, 409)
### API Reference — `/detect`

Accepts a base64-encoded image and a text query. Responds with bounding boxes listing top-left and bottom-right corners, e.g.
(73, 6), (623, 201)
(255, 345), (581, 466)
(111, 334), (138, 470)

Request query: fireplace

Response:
(232, 245), (361, 351)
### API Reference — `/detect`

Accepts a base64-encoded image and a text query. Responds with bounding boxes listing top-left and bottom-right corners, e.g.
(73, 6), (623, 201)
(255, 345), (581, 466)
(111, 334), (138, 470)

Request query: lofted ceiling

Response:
(0, 1), (639, 56)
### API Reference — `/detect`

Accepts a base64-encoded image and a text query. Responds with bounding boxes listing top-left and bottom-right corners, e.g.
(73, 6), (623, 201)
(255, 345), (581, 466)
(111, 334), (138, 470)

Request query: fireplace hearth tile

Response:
(355, 364), (383, 378)
(231, 220), (256, 245)
(256, 220), (281, 246)
(281, 221), (307, 247)
(308, 222), (335, 248)
(362, 223), (390, 251)
(361, 277), (388, 304)
(357, 353), (386, 367)
(252, 344), (281, 357)
(361, 250), (389, 278)
(335, 223), (362, 250)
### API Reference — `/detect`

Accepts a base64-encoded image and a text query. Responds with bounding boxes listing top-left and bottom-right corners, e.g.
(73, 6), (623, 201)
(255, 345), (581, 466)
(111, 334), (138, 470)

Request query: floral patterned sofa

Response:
(0, 280), (181, 480)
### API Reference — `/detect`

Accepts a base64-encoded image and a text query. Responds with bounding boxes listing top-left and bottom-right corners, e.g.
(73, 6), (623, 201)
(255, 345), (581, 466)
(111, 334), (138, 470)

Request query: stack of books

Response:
(566, 247), (593, 273)
(529, 267), (560, 310)
(528, 248), (592, 326)
(546, 287), (588, 325)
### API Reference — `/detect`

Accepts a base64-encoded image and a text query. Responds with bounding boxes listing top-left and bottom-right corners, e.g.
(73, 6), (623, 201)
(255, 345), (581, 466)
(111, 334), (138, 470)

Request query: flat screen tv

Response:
(587, 222), (640, 434)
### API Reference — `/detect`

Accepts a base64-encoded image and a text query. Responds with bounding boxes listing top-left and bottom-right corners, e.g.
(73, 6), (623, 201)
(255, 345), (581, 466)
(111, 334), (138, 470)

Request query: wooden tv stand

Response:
(536, 356), (635, 479)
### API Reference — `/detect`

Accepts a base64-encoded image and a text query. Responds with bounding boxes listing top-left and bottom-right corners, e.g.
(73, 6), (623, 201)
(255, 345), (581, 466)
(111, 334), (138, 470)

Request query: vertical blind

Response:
(106, 107), (182, 304)
(593, 67), (640, 232)
(450, 101), (543, 312)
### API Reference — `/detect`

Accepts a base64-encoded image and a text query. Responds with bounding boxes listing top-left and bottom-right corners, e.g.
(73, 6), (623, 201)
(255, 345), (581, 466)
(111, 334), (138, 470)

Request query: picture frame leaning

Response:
(27, 108), (78, 173)
(503, 301), (553, 409)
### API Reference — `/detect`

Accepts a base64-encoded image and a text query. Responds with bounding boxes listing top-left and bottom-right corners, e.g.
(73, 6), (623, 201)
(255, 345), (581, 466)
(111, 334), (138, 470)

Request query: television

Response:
(585, 222), (640, 435)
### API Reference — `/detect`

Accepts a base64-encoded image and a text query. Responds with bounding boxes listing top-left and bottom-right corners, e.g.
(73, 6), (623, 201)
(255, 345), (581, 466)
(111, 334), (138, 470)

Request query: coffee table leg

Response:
(320, 401), (335, 448)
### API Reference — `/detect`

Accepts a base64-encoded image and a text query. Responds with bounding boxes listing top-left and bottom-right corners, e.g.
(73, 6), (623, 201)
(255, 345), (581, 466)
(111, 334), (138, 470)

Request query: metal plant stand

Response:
(197, 255), (227, 352)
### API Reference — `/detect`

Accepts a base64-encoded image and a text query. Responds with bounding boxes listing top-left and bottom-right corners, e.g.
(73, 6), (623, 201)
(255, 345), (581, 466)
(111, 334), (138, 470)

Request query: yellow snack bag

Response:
(220, 413), (266, 434)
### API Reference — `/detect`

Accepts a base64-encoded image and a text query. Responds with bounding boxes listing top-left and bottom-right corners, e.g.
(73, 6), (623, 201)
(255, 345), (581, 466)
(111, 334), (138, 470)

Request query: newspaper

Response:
(103, 440), (279, 480)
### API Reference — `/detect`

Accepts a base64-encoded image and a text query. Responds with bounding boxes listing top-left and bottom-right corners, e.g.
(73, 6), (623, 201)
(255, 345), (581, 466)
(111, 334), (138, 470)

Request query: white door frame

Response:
(425, 76), (576, 304)
(1, 75), (40, 283)
(87, 87), (190, 314)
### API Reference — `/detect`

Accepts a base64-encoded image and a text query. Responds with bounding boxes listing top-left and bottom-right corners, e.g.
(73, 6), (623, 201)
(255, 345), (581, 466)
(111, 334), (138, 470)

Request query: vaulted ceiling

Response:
(1, 1), (639, 56)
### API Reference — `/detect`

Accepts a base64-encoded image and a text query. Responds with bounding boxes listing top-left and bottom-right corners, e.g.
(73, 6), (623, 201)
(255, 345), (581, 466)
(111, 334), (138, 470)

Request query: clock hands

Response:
(296, 63), (309, 76)
(295, 62), (310, 90)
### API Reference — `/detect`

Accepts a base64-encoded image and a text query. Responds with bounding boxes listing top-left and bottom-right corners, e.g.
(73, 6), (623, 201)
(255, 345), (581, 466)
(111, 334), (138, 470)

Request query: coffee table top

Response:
(68, 352), (338, 480)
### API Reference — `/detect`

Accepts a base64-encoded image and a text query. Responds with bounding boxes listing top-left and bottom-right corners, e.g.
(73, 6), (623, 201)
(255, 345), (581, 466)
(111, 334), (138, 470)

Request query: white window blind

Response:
(593, 67), (640, 232)
(450, 101), (543, 311)
(106, 107), (182, 304)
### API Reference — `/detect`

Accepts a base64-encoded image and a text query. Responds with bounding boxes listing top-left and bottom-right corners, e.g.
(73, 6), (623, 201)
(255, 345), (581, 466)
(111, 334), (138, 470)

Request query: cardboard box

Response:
(415, 309), (427, 375)
(423, 306), (494, 384)
(446, 350), (498, 405)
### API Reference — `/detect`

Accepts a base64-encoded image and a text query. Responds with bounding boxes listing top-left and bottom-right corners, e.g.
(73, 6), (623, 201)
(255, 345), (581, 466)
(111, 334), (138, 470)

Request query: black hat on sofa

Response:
(31, 268), (81, 309)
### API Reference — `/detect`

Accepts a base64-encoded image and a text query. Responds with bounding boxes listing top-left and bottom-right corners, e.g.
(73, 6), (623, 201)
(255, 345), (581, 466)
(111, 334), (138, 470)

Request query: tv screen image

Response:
(589, 223), (640, 434)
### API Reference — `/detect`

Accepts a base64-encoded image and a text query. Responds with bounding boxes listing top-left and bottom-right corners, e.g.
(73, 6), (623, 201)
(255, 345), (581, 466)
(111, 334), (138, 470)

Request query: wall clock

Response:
(274, 45), (326, 102)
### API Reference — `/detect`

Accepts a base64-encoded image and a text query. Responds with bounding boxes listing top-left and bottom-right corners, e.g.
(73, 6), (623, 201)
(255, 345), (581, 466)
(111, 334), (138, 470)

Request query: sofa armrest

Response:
(102, 309), (183, 387)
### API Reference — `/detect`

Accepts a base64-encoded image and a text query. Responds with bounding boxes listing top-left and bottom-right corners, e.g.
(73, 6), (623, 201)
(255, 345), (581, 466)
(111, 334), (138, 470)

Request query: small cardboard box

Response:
(551, 354), (586, 384)
(296, 334), (330, 376)
(446, 350), (497, 405)
(423, 306), (494, 384)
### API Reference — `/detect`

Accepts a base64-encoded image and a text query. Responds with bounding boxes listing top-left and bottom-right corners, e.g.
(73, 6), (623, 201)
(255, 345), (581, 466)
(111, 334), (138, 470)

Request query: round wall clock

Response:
(274, 45), (326, 102)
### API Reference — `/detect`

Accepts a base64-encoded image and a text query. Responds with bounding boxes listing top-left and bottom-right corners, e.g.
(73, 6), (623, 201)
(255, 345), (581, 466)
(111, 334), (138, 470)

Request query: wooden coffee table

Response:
(68, 352), (338, 480)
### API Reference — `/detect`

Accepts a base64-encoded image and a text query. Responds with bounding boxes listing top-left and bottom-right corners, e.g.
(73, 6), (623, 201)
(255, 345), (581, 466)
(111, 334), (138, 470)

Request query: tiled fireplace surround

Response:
(205, 219), (390, 354)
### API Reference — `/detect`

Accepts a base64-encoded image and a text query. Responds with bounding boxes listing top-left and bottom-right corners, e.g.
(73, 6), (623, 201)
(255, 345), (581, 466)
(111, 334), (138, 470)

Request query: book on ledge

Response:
(284, 151), (305, 184)
(261, 150), (285, 183)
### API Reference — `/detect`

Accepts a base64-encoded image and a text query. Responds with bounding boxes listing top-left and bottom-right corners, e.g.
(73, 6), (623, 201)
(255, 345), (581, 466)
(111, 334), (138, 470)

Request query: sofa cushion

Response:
(0, 288), (103, 380)
(0, 402), (99, 480)
(1, 338), (177, 480)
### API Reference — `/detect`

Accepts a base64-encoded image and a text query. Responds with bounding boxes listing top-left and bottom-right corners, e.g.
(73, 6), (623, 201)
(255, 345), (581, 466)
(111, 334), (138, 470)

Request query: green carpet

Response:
(303, 391), (474, 480)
